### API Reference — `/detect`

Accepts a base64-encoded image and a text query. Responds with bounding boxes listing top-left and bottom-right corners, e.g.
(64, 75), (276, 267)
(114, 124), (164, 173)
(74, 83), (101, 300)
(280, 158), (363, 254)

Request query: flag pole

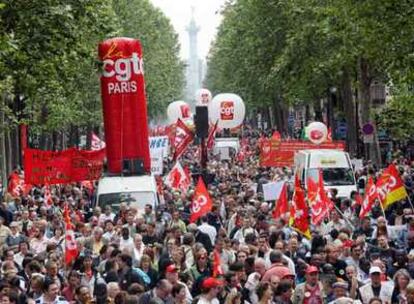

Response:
(332, 203), (355, 231)
(406, 195), (414, 213)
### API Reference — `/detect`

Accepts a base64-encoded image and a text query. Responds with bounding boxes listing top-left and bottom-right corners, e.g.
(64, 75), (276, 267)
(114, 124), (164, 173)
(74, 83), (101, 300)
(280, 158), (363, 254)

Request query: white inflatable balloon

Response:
(167, 101), (192, 124)
(196, 88), (212, 106)
(306, 122), (328, 144)
(209, 93), (245, 129)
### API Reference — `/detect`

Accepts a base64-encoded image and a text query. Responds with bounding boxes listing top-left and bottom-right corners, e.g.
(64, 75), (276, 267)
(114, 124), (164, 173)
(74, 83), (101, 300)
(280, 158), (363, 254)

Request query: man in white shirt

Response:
(132, 233), (145, 266)
(198, 216), (217, 245)
(98, 206), (115, 226)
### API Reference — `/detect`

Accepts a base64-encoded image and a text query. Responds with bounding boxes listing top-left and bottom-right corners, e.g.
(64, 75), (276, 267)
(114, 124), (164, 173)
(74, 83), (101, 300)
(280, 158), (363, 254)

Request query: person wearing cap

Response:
(328, 281), (350, 304)
(261, 250), (291, 283)
(164, 263), (192, 303)
(359, 266), (393, 304)
(195, 277), (223, 304)
(292, 265), (325, 304)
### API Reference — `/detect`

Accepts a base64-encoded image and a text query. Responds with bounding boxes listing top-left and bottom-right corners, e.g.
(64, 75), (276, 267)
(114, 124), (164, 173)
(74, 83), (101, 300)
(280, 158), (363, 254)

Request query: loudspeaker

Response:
(195, 106), (209, 138)
(122, 158), (144, 175)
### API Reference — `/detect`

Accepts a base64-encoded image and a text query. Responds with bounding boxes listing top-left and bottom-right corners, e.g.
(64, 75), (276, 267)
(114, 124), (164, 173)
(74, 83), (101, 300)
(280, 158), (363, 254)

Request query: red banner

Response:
(260, 139), (346, 167)
(24, 148), (105, 185)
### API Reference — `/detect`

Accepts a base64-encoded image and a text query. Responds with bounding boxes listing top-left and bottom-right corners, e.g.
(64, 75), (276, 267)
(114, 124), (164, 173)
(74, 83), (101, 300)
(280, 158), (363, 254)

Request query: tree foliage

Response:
(0, 0), (183, 136)
(206, 0), (414, 156)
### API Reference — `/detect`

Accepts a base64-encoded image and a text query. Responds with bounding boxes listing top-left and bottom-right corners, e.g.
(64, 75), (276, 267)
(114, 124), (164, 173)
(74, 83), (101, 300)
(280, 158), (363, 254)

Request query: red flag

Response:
(173, 119), (194, 161)
(354, 193), (363, 206)
(81, 180), (94, 195)
(190, 177), (213, 223)
(44, 184), (53, 206)
(272, 131), (281, 141)
(212, 250), (224, 277)
(64, 204), (78, 265)
(207, 120), (219, 149)
(359, 177), (379, 218)
(376, 164), (408, 209)
(91, 132), (106, 150)
(272, 182), (288, 219)
(165, 162), (191, 192)
(327, 128), (332, 142)
(289, 174), (311, 239)
(308, 171), (334, 225)
(7, 172), (32, 197)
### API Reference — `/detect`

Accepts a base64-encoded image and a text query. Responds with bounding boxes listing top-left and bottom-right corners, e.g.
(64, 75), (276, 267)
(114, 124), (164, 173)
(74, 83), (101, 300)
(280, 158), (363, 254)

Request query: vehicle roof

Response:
(296, 149), (347, 156)
(215, 137), (239, 142)
(97, 175), (156, 195)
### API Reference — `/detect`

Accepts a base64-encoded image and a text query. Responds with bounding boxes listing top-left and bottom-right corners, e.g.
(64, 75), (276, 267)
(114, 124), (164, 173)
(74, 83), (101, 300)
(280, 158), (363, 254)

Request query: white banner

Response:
(149, 136), (169, 158)
(263, 181), (285, 202)
(150, 149), (163, 176)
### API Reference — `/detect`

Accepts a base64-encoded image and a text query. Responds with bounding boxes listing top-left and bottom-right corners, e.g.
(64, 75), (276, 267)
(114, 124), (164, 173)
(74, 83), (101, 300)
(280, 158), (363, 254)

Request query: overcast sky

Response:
(150, 0), (226, 60)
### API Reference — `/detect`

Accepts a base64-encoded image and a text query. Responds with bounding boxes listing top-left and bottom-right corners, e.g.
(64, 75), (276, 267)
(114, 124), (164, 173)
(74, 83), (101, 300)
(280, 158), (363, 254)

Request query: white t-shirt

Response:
(198, 223), (217, 244)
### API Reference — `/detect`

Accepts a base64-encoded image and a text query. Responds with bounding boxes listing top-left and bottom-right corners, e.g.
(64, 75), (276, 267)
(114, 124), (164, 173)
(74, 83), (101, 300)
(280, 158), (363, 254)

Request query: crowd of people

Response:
(0, 126), (413, 304)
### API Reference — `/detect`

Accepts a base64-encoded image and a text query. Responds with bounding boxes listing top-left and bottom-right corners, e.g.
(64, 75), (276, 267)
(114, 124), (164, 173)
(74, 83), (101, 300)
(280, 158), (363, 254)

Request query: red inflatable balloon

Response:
(99, 37), (150, 174)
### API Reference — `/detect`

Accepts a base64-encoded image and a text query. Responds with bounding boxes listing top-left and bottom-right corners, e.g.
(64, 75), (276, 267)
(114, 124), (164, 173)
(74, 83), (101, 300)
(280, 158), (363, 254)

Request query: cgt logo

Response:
(191, 195), (208, 213)
(220, 101), (234, 120)
(180, 105), (191, 119)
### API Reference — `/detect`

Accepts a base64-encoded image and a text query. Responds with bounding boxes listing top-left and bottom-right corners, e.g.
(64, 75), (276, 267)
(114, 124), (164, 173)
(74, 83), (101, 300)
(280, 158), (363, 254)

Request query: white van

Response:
(96, 175), (159, 213)
(294, 149), (357, 199)
(213, 138), (240, 160)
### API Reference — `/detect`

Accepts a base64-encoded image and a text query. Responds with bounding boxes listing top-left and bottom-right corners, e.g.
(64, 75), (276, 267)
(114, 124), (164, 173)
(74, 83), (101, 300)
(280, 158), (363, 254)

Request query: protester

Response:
(0, 126), (414, 304)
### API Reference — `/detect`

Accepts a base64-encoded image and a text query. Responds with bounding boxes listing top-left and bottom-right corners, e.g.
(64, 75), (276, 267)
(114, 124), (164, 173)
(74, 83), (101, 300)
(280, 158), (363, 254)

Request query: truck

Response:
(294, 149), (357, 199)
(95, 175), (159, 213)
(213, 137), (240, 160)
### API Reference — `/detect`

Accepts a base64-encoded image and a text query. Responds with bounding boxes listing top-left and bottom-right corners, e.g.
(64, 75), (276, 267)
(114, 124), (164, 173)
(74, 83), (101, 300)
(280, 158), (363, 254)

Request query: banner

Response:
(24, 148), (105, 185)
(150, 149), (163, 176)
(149, 136), (169, 158)
(260, 139), (346, 167)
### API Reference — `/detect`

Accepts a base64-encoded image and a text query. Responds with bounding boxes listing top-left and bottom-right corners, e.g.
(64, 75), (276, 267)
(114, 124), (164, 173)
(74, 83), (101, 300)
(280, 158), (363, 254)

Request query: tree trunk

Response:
(313, 99), (323, 122)
(268, 105), (275, 130)
(358, 57), (382, 166)
(6, 129), (13, 173)
(341, 68), (358, 157)
(0, 97), (7, 188)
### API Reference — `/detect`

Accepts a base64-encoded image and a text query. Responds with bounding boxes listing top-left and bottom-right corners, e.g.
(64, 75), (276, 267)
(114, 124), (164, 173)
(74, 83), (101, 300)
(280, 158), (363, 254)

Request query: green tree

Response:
(112, 0), (184, 118)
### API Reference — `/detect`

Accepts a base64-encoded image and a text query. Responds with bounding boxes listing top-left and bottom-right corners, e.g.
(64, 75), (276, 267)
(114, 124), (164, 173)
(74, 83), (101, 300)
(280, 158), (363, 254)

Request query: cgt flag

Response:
(212, 250), (224, 277)
(307, 171), (334, 226)
(190, 177), (212, 223)
(64, 204), (78, 265)
(206, 120), (219, 150)
(272, 182), (289, 220)
(289, 174), (311, 239)
(359, 177), (379, 218)
(165, 161), (191, 192)
(376, 164), (408, 210)
(173, 119), (194, 161)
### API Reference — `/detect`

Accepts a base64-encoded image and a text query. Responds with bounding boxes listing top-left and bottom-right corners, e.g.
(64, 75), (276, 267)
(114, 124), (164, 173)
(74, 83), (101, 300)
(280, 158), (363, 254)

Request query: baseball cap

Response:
(166, 264), (178, 273)
(202, 277), (224, 289)
(281, 270), (295, 278)
(332, 281), (349, 289)
(369, 266), (382, 274)
(306, 265), (319, 274)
